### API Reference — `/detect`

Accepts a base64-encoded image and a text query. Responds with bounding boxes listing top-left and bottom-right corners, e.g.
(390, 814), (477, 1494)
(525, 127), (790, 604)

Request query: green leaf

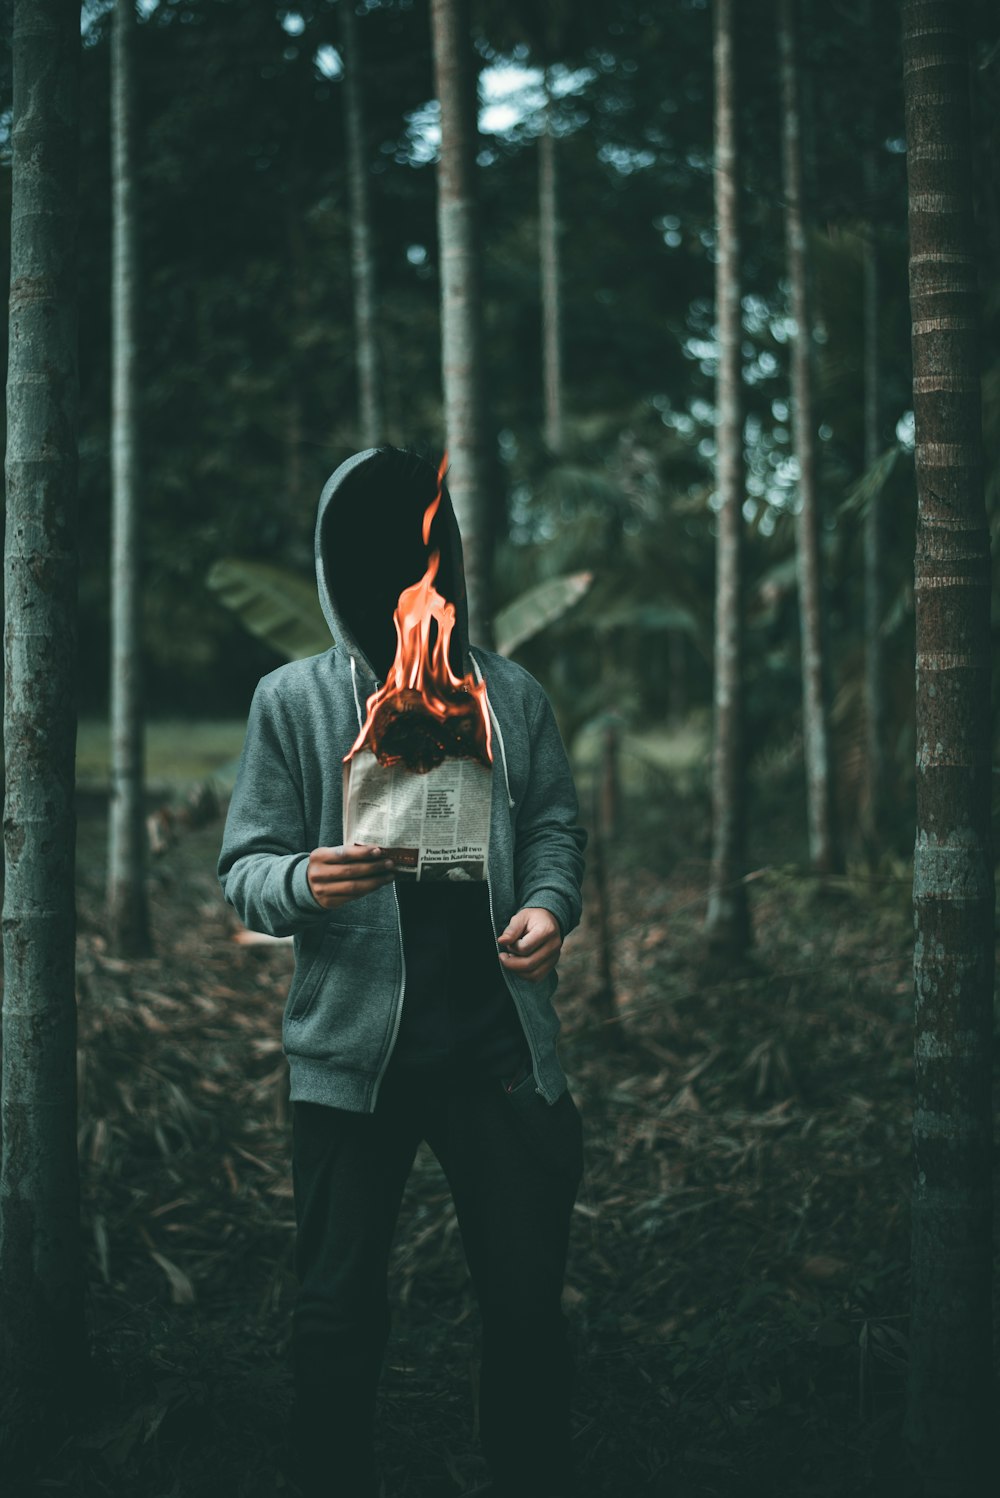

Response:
(205, 558), (331, 660)
(836, 443), (902, 520)
(589, 599), (698, 634)
(209, 560), (594, 665)
(148, 1249), (196, 1306)
(494, 570), (594, 656)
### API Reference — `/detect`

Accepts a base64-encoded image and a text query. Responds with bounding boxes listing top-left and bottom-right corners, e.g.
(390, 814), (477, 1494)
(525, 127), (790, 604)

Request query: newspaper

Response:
(342, 750), (492, 881)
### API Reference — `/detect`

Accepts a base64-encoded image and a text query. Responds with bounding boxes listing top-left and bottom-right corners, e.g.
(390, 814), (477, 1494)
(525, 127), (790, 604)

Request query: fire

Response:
(345, 452), (493, 772)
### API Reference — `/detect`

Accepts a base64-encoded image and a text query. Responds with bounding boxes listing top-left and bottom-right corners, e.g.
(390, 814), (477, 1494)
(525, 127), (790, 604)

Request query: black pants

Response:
(287, 1059), (584, 1498)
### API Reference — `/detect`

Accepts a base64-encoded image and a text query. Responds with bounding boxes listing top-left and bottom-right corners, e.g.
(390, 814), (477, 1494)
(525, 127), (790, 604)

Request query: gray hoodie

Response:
(216, 448), (587, 1113)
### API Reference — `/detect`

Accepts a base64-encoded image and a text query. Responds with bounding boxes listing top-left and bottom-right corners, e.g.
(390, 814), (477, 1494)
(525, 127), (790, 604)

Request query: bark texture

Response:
(706, 0), (750, 954)
(342, 0), (385, 449)
(777, 0), (840, 874)
(1, 0), (88, 1400)
(862, 0), (887, 853)
(539, 72), (564, 455)
(108, 0), (152, 957)
(430, 0), (493, 647)
(901, 3), (995, 1488)
(284, 123), (308, 518)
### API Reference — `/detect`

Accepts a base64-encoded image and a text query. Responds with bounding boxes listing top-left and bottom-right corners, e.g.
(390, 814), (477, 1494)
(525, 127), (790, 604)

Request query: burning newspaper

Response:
(343, 751), (490, 881)
(341, 452), (493, 882)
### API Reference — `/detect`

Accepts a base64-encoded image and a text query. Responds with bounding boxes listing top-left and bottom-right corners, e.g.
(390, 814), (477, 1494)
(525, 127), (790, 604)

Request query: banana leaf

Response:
(205, 558), (331, 660)
(494, 570), (594, 655)
(207, 559), (593, 664)
(586, 598), (698, 635)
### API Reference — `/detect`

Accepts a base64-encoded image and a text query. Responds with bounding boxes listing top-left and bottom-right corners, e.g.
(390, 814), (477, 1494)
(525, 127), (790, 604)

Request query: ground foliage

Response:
(2, 759), (998, 1498)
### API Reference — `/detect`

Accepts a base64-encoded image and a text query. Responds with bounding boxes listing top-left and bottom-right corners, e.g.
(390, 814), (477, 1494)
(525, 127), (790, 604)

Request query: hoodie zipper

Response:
(361, 664), (543, 1109)
(355, 670), (406, 1115)
(475, 665), (545, 1098)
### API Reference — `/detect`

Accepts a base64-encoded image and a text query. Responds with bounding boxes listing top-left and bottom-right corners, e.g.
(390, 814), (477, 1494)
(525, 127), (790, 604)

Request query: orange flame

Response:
(345, 451), (493, 767)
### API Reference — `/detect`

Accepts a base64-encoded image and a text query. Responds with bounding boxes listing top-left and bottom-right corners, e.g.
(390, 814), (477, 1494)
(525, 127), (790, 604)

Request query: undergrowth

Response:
(2, 758), (988, 1498)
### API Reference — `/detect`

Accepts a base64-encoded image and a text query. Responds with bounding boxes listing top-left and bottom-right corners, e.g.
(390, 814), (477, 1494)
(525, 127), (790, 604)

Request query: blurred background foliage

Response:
(0, 0), (996, 856)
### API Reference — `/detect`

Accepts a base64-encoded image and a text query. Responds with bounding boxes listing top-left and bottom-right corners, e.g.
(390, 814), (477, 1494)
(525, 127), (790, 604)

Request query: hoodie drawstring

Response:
(472, 656), (515, 810)
(349, 655), (365, 731)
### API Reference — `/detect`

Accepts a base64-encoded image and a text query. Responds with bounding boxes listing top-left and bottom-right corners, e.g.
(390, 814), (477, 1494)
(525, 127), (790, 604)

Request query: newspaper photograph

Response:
(342, 750), (492, 881)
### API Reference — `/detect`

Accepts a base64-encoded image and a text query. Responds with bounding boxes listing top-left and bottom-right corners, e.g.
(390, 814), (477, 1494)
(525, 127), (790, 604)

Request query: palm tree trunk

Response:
(900, 3), (995, 1485)
(862, 0), (887, 856)
(777, 0), (840, 874)
(342, 0), (385, 449)
(0, 0), (88, 1403)
(706, 0), (750, 955)
(108, 0), (151, 957)
(429, 0), (493, 647)
(284, 131), (308, 518)
(539, 70), (564, 455)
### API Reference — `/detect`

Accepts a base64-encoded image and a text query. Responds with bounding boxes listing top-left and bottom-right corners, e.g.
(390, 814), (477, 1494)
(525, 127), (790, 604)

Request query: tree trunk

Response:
(108, 0), (151, 958)
(429, 0), (493, 647)
(901, 3), (995, 1488)
(777, 0), (840, 874)
(0, 0), (88, 1405)
(284, 130), (309, 520)
(539, 70), (564, 455)
(862, 0), (887, 856)
(342, 0), (385, 449)
(705, 0), (751, 956)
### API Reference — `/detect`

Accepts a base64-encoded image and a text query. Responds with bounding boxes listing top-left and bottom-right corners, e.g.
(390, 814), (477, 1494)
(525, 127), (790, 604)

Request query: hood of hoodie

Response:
(314, 446), (473, 684)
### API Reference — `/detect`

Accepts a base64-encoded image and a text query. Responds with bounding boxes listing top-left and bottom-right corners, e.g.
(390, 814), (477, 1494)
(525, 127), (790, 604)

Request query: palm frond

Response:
(495, 571), (594, 655)
(205, 558), (330, 661)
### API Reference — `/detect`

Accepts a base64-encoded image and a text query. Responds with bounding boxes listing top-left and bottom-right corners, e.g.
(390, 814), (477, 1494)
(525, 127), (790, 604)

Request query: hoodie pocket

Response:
(287, 923), (343, 1025)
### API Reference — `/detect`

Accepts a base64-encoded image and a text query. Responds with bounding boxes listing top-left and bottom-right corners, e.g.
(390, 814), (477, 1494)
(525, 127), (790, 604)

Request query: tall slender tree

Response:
(107, 0), (151, 957)
(539, 69), (564, 455)
(497, 2), (583, 455)
(341, 0), (385, 449)
(862, 0), (887, 856)
(705, 0), (750, 955)
(1, 0), (88, 1402)
(429, 0), (493, 647)
(900, 2), (994, 1487)
(284, 162), (307, 515)
(777, 0), (840, 875)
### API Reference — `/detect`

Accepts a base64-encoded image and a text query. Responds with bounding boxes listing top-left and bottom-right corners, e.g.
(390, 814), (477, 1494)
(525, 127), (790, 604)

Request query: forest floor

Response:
(2, 742), (996, 1498)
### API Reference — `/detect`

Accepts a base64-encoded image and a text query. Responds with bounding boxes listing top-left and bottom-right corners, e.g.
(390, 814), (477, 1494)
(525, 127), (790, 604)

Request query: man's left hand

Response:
(497, 907), (563, 981)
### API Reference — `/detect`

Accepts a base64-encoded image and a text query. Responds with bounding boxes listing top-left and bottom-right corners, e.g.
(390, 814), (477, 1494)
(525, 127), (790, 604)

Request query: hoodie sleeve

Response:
(216, 679), (330, 938)
(513, 686), (587, 939)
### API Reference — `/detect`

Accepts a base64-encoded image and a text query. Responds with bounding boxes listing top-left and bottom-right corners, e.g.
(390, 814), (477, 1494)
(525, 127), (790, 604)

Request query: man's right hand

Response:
(306, 845), (396, 909)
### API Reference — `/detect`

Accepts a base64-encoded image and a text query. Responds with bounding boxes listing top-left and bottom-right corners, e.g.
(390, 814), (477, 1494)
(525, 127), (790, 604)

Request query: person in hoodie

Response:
(217, 446), (587, 1498)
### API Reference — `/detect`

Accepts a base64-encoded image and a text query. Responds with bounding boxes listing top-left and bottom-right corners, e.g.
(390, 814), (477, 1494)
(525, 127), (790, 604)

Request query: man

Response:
(217, 447), (586, 1498)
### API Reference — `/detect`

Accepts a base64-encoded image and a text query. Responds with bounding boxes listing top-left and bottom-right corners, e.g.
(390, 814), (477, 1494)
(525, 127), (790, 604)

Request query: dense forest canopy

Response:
(0, 0), (996, 852)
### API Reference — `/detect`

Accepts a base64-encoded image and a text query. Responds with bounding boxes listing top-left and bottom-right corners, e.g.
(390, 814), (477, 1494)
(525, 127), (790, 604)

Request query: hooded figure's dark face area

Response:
(322, 448), (461, 681)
